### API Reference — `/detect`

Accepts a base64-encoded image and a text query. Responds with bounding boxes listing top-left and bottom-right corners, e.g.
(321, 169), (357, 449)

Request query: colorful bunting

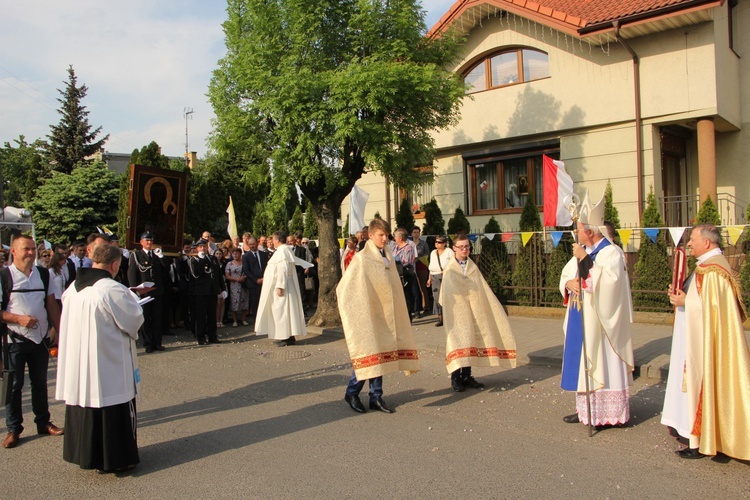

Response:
(550, 231), (563, 248)
(617, 229), (632, 245)
(484, 233), (496, 241)
(501, 233), (514, 243)
(521, 232), (534, 246)
(643, 228), (659, 243)
(727, 226), (745, 246)
(338, 238), (345, 248)
(668, 227), (688, 247)
(468, 234), (478, 242)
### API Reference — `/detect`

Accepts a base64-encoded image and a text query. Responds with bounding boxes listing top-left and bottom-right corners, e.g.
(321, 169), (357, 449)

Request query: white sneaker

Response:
(242, 321), (249, 326)
(232, 322), (238, 327)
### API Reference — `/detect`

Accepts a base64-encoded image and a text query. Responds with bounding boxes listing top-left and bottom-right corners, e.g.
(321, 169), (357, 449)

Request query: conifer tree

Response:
(544, 231), (573, 305)
(447, 207), (471, 235)
(632, 186), (671, 308)
(512, 196), (544, 306)
(396, 198), (415, 232)
(421, 198), (445, 236)
(46, 66), (108, 174)
(695, 195), (721, 225)
(603, 180), (622, 247)
(479, 216), (511, 302)
(739, 203), (750, 310)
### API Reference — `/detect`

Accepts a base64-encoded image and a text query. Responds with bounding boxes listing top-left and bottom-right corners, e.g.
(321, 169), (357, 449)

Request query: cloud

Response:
(0, 0), (453, 158)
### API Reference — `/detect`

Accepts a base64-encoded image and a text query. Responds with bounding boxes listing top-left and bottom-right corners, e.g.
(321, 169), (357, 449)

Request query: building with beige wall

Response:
(342, 0), (748, 235)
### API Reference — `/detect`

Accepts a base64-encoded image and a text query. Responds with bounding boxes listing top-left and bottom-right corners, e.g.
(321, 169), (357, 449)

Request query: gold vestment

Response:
(336, 240), (419, 381)
(685, 255), (750, 459)
(439, 257), (516, 374)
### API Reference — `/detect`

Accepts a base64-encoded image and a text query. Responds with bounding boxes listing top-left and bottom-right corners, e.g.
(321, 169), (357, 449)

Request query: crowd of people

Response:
(1, 215), (749, 475)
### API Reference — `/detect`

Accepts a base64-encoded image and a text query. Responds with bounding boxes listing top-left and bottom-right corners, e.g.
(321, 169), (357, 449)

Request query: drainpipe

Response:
(614, 21), (644, 221)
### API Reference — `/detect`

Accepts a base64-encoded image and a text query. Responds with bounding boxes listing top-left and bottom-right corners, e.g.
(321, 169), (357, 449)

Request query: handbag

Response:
(305, 277), (315, 291)
(0, 328), (13, 407)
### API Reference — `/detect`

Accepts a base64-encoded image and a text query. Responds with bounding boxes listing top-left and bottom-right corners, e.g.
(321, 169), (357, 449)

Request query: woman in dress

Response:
(426, 236), (454, 327)
(225, 248), (249, 327)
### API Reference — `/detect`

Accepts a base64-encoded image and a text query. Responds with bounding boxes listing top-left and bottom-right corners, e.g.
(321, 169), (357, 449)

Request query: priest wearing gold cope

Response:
(559, 192), (634, 427)
(337, 218), (419, 414)
(664, 224), (750, 460)
(439, 234), (516, 392)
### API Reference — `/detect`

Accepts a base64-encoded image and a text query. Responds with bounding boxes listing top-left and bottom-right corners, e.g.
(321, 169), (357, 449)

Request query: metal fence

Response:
(427, 227), (748, 313)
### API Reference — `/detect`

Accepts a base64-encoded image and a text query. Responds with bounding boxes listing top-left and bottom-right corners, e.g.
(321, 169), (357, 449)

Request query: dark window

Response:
(467, 148), (558, 215)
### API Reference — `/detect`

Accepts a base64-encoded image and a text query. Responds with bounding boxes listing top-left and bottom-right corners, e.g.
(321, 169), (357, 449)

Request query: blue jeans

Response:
(5, 338), (51, 434)
(345, 372), (383, 403)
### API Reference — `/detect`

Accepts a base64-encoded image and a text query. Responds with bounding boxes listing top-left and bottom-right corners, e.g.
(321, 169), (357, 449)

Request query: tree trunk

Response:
(307, 199), (342, 327)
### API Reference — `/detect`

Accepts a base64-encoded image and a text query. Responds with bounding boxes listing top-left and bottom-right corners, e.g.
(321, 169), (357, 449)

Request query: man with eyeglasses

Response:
(439, 234), (516, 392)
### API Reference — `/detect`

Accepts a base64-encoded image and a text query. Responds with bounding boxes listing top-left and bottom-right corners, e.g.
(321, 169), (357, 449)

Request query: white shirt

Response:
(7, 264), (49, 343)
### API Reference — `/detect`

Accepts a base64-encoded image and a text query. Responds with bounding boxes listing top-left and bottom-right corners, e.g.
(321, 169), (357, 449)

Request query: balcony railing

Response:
(661, 192), (747, 227)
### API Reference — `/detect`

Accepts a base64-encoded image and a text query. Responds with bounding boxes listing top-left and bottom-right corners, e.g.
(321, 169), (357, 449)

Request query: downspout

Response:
(613, 21), (644, 221)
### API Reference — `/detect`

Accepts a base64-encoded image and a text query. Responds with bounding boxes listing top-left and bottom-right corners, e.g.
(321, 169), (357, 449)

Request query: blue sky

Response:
(0, 0), (456, 159)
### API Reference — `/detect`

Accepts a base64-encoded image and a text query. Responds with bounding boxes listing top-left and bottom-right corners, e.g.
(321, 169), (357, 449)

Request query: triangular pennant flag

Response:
(617, 229), (633, 245)
(668, 227), (688, 247)
(521, 232), (534, 246)
(501, 233), (514, 243)
(643, 228), (659, 243)
(727, 226), (745, 246)
(484, 233), (496, 241)
(451, 234), (458, 241)
(468, 234), (478, 242)
(419, 255), (429, 266)
(43, 239), (52, 250)
(550, 231), (563, 248)
(338, 238), (345, 248)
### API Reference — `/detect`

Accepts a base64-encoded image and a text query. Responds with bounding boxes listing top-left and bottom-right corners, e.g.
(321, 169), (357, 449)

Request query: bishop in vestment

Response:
(56, 244), (144, 473)
(337, 218), (419, 414)
(664, 225), (750, 460)
(559, 193), (634, 427)
(439, 234), (516, 392)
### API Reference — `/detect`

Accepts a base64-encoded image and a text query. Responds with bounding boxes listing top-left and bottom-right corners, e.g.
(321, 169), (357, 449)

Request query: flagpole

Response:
(565, 196), (593, 438)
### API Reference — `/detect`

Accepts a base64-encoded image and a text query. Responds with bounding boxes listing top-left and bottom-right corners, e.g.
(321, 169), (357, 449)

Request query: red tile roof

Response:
(430, 0), (721, 35)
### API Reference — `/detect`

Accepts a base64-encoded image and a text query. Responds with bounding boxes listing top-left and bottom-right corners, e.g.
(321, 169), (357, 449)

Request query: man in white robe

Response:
(255, 231), (310, 346)
(56, 244), (144, 473)
(663, 225), (750, 460)
(559, 193), (634, 427)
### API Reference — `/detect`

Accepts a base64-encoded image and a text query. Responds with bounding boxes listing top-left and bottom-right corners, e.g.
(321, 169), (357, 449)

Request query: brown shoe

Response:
(2, 432), (19, 448)
(38, 423), (64, 436)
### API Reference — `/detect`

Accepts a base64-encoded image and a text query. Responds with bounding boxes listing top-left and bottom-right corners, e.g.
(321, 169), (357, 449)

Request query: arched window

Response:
(464, 48), (549, 94)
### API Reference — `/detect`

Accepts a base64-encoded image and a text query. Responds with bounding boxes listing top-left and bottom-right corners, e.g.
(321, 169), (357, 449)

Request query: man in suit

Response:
(241, 236), (268, 321)
(70, 241), (91, 271)
(127, 231), (165, 353)
(54, 244), (76, 288)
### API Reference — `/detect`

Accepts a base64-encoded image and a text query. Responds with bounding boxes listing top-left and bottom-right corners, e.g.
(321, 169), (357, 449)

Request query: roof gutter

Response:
(613, 20), (644, 221)
(579, 0), (723, 36)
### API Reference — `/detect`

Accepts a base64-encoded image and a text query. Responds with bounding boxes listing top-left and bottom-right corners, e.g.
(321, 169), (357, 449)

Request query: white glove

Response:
(154, 248), (163, 258)
(221, 290), (228, 299)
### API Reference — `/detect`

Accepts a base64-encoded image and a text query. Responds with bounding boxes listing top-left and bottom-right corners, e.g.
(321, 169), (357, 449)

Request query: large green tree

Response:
(28, 161), (119, 244)
(209, 0), (465, 326)
(0, 136), (49, 206)
(45, 66), (109, 174)
(511, 196), (544, 305)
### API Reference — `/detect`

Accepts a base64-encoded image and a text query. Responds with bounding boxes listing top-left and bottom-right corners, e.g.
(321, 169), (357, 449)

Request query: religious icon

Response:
(517, 175), (529, 195)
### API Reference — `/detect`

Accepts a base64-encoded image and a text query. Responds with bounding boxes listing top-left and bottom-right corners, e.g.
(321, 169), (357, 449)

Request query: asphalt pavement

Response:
(1, 312), (748, 499)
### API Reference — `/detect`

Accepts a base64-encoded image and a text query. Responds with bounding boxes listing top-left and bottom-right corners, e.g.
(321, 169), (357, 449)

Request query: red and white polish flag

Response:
(542, 155), (574, 227)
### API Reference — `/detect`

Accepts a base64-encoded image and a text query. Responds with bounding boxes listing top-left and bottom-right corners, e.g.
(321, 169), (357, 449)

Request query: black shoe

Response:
(462, 376), (484, 389)
(369, 397), (394, 413)
(562, 414), (580, 424)
(275, 337), (296, 347)
(677, 448), (705, 459)
(344, 394), (366, 413)
(155, 345), (166, 351)
(197, 339), (207, 346)
(208, 338), (221, 344)
(451, 378), (465, 392)
(145, 346), (154, 354)
(163, 330), (175, 336)
(435, 321), (443, 327)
